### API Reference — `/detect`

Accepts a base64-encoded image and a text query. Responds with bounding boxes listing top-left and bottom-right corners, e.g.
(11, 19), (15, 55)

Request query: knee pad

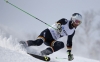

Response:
(53, 41), (64, 52)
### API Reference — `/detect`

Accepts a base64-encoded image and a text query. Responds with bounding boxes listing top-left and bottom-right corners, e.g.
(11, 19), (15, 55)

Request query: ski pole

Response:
(4, 0), (57, 30)
(55, 57), (68, 59)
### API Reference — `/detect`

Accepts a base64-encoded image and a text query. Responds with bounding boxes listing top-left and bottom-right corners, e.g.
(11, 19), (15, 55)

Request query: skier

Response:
(20, 13), (82, 61)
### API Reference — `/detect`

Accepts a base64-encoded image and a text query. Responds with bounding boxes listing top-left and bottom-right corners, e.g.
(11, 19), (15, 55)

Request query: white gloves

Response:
(56, 23), (62, 34)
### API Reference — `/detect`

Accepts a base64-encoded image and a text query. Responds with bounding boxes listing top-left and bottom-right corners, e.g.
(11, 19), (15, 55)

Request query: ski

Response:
(28, 53), (50, 61)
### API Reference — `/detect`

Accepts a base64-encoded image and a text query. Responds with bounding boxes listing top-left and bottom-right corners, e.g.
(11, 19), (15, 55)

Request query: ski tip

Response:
(44, 56), (51, 61)
(28, 53), (51, 61)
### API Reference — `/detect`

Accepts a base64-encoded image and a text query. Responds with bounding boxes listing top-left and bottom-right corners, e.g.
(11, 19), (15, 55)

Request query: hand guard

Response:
(67, 50), (74, 61)
(56, 23), (62, 34)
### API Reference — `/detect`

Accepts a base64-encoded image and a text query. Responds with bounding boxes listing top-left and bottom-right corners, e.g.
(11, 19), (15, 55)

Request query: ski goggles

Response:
(74, 19), (82, 25)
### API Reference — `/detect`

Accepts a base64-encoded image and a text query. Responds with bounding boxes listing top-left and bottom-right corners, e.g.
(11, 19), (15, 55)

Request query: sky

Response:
(0, 0), (100, 34)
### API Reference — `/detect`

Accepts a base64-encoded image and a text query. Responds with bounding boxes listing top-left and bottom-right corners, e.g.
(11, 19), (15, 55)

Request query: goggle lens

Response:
(74, 20), (81, 25)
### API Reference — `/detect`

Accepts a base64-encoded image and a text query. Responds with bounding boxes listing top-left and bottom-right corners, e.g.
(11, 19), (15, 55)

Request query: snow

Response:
(0, 46), (99, 62)
(0, 24), (99, 62)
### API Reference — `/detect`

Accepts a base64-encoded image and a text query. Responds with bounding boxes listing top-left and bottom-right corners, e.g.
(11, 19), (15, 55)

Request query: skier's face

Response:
(72, 19), (81, 27)
(74, 20), (81, 25)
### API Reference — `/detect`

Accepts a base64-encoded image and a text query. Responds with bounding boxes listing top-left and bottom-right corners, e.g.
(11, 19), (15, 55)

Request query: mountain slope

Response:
(0, 24), (99, 62)
(0, 46), (99, 62)
(0, 46), (45, 62)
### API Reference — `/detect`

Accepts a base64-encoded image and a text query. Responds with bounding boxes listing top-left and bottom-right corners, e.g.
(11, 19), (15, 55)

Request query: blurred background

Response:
(0, 0), (100, 60)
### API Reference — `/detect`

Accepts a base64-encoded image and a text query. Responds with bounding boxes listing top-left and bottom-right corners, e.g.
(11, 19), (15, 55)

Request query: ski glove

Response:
(67, 50), (74, 61)
(56, 23), (62, 34)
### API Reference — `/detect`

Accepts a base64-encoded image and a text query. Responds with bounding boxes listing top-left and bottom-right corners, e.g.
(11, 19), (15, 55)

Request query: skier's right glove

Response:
(67, 50), (74, 61)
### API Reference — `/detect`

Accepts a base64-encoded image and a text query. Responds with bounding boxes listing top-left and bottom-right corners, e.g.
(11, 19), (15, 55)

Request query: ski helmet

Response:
(71, 13), (82, 25)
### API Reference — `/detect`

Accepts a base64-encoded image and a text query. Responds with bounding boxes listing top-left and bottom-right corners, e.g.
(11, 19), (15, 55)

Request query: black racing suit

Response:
(27, 18), (75, 55)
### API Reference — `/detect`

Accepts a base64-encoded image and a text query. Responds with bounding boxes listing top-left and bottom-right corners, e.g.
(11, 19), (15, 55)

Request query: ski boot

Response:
(19, 41), (28, 48)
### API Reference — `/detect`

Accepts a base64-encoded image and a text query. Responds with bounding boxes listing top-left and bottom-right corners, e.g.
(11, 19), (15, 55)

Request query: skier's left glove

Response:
(56, 23), (62, 34)
(67, 50), (74, 61)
